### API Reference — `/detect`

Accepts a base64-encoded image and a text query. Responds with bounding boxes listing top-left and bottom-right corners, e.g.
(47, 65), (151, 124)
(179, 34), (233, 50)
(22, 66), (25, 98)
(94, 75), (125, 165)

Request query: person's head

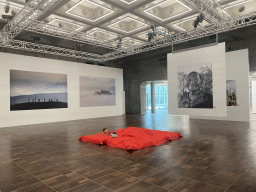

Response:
(187, 71), (201, 92)
(103, 128), (108, 133)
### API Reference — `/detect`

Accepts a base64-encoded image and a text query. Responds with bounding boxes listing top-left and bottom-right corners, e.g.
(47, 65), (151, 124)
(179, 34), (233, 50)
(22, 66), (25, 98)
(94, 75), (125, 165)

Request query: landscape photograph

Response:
(80, 76), (116, 107)
(10, 70), (68, 111)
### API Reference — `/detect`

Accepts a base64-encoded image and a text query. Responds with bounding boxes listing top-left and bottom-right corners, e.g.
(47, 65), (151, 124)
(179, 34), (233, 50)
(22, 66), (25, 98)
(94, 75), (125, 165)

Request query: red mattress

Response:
(78, 127), (182, 150)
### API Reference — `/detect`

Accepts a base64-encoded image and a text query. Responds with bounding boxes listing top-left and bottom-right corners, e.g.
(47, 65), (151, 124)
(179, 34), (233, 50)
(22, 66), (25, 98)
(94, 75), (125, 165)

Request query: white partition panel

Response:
(251, 81), (256, 114)
(168, 43), (227, 117)
(0, 52), (123, 128)
(190, 49), (250, 121)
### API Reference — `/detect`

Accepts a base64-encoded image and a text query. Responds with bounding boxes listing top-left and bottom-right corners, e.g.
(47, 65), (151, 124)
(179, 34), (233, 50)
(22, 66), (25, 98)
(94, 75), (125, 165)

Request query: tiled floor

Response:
(1, 111), (256, 192)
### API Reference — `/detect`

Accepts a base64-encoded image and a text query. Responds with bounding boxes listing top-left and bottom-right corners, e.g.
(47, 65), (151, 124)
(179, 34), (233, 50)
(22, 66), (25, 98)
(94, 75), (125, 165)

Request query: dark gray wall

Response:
(121, 25), (256, 114)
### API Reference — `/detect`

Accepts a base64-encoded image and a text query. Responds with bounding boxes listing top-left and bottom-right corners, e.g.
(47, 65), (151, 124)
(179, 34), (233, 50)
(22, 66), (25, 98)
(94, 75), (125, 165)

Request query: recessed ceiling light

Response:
(238, 5), (245, 12)
(108, 16), (148, 33)
(0, 1), (23, 11)
(224, 0), (252, 9)
(82, 8), (87, 15)
(223, 0), (252, 16)
(48, 18), (84, 31)
(120, 0), (138, 4)
(169, 7), (175, 14)
(144, 0), (192, 21)
(65, 0), (114, 22)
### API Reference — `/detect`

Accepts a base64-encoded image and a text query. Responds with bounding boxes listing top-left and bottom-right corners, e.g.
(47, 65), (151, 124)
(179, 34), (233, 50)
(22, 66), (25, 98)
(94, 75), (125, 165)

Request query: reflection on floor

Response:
(0, 113), (256, 192)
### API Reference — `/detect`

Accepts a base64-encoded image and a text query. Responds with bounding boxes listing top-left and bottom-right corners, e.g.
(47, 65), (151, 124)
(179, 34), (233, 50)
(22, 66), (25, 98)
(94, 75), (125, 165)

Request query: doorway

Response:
(142, 81), (168, 113)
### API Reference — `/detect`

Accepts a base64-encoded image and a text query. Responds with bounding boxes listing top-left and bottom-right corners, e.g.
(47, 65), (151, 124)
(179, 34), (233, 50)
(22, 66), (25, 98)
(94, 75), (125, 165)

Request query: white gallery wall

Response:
(168, 42), (227, 117)
(0, 52), (123, 128)
(191, 49), (250, 122)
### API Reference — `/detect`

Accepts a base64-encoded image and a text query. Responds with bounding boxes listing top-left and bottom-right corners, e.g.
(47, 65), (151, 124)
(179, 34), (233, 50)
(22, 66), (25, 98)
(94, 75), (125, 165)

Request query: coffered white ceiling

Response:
(1, 0), (255, 48)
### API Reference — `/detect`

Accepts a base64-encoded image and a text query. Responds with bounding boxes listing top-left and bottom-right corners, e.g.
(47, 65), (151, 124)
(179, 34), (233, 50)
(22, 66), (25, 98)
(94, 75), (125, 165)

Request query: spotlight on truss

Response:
(76, 44), (83, 51)
(148, 32), (156, 42)
(193, 13), (204, 29)
(4, 4), (10, 14)
(2, 14), (14, 20)
(31, 35), (40, 43)
(117, 37), (122, 48)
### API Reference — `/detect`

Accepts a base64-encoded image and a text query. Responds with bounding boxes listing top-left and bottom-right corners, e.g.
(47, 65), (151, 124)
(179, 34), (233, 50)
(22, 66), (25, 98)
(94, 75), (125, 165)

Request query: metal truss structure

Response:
(0, 0), (61, 44)
(3, 39), (103, 61)
(26, 21), (126, 51)
(101, 11), (256, 61)
(0, 0), (255, 62)
(179, 0), (232, 24)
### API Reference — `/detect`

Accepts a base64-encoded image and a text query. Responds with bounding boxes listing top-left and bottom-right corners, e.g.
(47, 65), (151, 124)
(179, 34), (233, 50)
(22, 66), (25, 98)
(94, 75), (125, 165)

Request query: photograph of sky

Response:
(80, 76), (115, 107)
(10, 70), (67, 110)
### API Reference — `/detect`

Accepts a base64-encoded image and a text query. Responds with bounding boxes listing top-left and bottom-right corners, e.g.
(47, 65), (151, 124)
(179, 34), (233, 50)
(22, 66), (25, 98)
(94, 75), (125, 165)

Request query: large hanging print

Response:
(80, 76), (116, 107)
(10, 70), (68, 111)
(177, 62), (213, 108)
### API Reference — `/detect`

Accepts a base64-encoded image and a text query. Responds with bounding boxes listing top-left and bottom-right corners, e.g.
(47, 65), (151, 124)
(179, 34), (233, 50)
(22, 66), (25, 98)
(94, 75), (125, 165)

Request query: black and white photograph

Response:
(80, 76), (116, 107)
(10, 70), (68, 111)
(177, 62), (213, 108)
(226, 80), (237, 106)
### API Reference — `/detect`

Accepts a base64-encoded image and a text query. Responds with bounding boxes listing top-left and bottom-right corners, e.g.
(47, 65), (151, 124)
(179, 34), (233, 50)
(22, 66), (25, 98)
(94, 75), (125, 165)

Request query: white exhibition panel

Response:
(252, 81), (256, 114)
(0, 52), (123, 128)
(191, 49), (250, 121)
(167, 42), (227, 117)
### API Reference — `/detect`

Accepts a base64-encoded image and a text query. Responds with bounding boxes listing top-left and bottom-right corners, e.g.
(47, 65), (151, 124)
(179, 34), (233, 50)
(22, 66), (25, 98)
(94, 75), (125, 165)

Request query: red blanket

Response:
(78, 127), (182, 150)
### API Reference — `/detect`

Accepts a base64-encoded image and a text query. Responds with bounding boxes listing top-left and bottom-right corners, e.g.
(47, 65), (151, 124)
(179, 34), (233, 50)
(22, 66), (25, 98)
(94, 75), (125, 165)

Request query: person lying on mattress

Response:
(102, 128), (118, 138)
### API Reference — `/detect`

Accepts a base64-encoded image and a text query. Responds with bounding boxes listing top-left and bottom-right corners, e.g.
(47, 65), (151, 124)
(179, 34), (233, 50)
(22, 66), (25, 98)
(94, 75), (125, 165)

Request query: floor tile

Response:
(32, 166), (72, 181)
(82, 153), (119, 164)
(12, 182), (55, 192)
(205, 161), (248, 177)
(118, 163), (158, 179)
(192, 170), (240, 189)
(44, 172), (89, 192)
(64, 180), (112, 192)
(228, 177), (256, 192)
(0, 166), (28, 181)
(172, 179), (226, 192)
(97, 157), (136, 170)
(94, 171), (138, 191)
(240, 166), (256, 182)
(48, 154), (88, 165)
(19, 159), (57, 173)
(0, 160), (19, 171)
(167, 163), (204, 178)
(143, 169), (189, 190)
(13, 155), (48, 166)
(117, 180), (169, 192)
(60, 158), (96, 171)
(75, 164), (116, 180)
(0, 173), (40, 192)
